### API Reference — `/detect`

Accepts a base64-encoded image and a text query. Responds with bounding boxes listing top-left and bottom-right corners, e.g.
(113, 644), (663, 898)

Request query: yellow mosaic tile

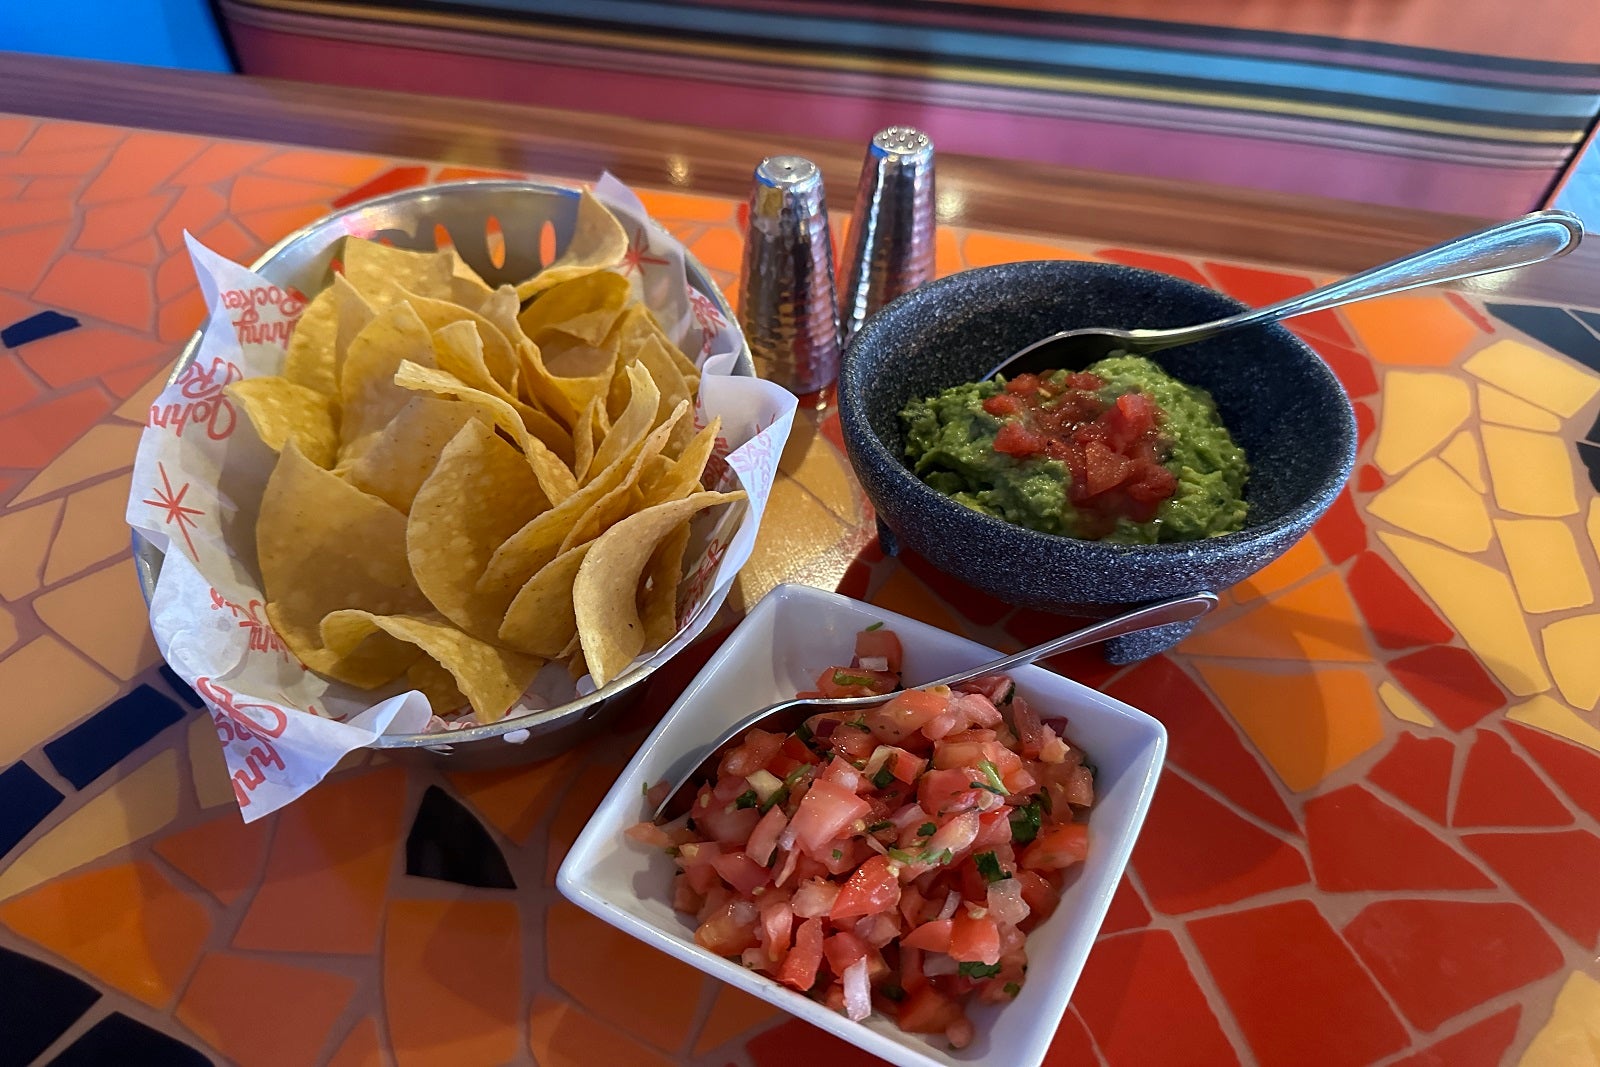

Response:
(0, 498), (62, 602)
(1541, 615), (1600, 711)
(1438, 430), (1487, 493)
(1480, 426), (1579, 518)
(728, 477), (847, 615)
(0, 749), (180, 902)
(1477, 383), (1563, 432)
(1379, 532), (1550, 696)
(1377, 680), (1436, 727)
(778, 419), (861, 526)
(33, 564), (162, 679)
(1506, 694), (1600, 754)
(1366, 458), (1493, 553)
(0, 635), (119, 766)
(1373, 371), (1471, 476)
(1464, 338), (1600, 419)
(1183, 571), (1370, 662)
(1518, 971), (1600, 1066)
(113, 364), (172, 422)
(42, 472), (136, 586)
(1195, 663), (1385, 792)
(1495, 519), (1593, 613)
(11, 423), (142, 505)
(187, 713), (236, 809)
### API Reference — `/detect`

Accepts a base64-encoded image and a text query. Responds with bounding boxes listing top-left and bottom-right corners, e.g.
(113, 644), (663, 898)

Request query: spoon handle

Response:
(1127, 209), (1584, 354)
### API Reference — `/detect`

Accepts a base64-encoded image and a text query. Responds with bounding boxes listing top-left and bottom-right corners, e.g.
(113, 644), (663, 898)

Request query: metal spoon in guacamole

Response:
(987, 209), (1582, 380)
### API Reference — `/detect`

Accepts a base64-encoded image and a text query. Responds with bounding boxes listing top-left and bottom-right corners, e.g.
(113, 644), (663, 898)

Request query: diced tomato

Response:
(760, 900), (794, 964)
(900, 918), (953, 953)
(820, 837), (865, 875)
(817, 666), (898, 698)
(624, 821), (673, 849)
(866, 688), (948, 745)
(746, 805), (788, 867)
(949, 691), (1002, 728)
(974, 809), (1013, 848)
(918, 768), (981, 817)
(720, 729), (784, 777)
(830, 856), (901, 920)
(822, 757), (866, 793)
(1023, 822), (1090, 870)
(789, 780), (871, 853)
(696, 898), (760, 956)
(823, 929), (871, 976)
(672, 875), (703, 915)
(777, 917), (825, 991)
(854, 628), (904, 674)
(982, 392), (1022, 417)
(694, 797), (761, 847)
(778, 734), (820, 766)
(829, 726), (878, 763)
(1015, 869), (1060, 924)
(897, 986), (964, 1034)
(1009, 695), (1045, 759)
(711, 850), (771, 895)
(948, 909), (1001, 965)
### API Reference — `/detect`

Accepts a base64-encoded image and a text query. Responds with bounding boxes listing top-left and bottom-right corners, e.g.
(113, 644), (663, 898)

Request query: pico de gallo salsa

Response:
(628, 626), (1096, 1049)
(900, 354), (1248, 544)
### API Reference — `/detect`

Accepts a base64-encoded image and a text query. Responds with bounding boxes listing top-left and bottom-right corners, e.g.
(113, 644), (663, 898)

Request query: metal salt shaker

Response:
(738, 155), (840, 394)
(840, 126), (936, 343)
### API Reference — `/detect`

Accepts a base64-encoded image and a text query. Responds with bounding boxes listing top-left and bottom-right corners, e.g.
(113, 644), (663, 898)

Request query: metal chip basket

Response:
(133, 180), (753, 767)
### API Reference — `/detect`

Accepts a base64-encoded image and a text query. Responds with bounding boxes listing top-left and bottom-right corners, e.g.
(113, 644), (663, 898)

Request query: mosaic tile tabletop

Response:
(2, 115), (1600, 1067)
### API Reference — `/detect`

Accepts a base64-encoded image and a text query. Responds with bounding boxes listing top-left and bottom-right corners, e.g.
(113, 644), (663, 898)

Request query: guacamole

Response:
(900, 355), (1248, 544)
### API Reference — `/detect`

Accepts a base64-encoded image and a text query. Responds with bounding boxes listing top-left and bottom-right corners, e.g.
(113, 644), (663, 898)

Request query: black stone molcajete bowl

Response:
(837, 260), (1357, 663)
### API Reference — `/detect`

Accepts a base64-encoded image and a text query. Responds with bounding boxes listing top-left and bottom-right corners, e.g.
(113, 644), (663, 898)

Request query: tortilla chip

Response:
(632, 334), (694, 453)
(406, 419), (550, 644)
(640, 519), (692, 648)
(574, 490), (745, 687)
(226, 376), (340, 468)
(560, 402), (688, 553)
(572, 396), (603, 484)
(611, 304), (700, 392)
(518, 336), (616, 427)
(477, 285), (528, 346)
(498, 542), (591, 657)
(446, 248), (494, 306)
(403, 289), (520, 394)
(257, 440), (431, 687)
(589, 362), (661, 477)
(342, 237), (454, 304)
(406, 655), (468, 717)
(339, 300), (437, 454)
(395, 356), (578, 504)
(515, 190), (629, 300)
(642, 416), (721, 507)
(320, 609), (541, 724)
(344, 396), (480, 512)
(518, 270), (631, 348)
(282, 275), (373, 396)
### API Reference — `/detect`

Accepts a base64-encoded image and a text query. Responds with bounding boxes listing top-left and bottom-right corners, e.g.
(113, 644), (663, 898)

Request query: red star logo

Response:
(689, 288), (726, 336)
(620, 227), (669, 276)
(143, 462), (204, 558)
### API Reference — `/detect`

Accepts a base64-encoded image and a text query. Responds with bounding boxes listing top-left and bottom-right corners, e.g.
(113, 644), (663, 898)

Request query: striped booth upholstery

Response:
(218, 0), (1600, 218)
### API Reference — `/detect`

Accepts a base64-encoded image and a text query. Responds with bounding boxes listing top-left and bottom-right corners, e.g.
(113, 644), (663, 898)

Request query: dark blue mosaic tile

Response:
(1484, 303), (1600, 373)
(1587, 410), (1600, 446)
(1572, 309), (1600, 338)
(159, 665), (203, 709)
(0, 310), (78, 349)
(48, 1012), (212, 1067)
(0, 947), (100, 1067)
(1578, 442), (1600, 494)
(0, 762), (63, 858)
(44, 685), (185, 790)
(406, 786), (515, 889)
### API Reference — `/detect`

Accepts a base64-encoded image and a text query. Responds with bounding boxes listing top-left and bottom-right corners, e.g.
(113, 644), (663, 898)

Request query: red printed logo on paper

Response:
(220, 283), (305, 346)
(678, 533), (731, 627)
(688, 287), (727, 356)
(209, 587), (289, 657)
(621, 227), (669, 276)
(196, 676), (289, 808)
(149, 357), (240, 441)
(142, 462), (204, 558)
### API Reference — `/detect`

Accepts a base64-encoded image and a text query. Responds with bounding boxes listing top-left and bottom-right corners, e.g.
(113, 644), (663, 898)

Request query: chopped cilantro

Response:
(880, 984), (905, 1002)
(666, 845), (681, 858)
(871, 764), (896, 790)
(970, 780), (1007, 796)
(1038, 787), (1054, 815)
(832, 671), (879, 688)
(958, 961), (1002, 979)
(865, 621), (885, 631)
(974, 851), (1010, 883)
(641, 781), (649, 796)
(1003, 982), (1021, 997)
(734, 789), (759, 809)
(866, 820), (894, 833)
(846, 717), (870, 730)
(917, 822), (936, 837)
(832, 849), (843, 860)
(1009, 798), (1042, 844)
(977, 760), (1009, 794)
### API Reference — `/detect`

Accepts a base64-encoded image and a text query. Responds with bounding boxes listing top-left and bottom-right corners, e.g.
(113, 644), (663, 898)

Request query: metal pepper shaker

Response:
(839, 126), (936, 343)
(737, 155), (841, 394)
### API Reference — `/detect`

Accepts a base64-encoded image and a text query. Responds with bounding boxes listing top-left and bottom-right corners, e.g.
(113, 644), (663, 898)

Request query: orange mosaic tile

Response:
(961, 231), (1097, 267)
(869, 565), (966, 637)
(0, 222), (71, 291)
(233, 767), (406, 954)
(0, 860), (209, 1008)
(17, 325), (170, 390)
(0, 634), (119, 768)
(1234, 533), (1325, 602)
(254, 149), (390, 188)
(446, 748), (583, 844)
(43, 473), (136, 585)
(1342, 295), (1479, 366)
(156, 184), (229, 250)
(384, 899), (522, 1067)
(12, 423), (142, 503)
(1184, 572), (1371, 662)
(326, 1018), (386, 1067)
(75, 193), (178, 252)
(0, 383), (114, 469)
(79, 131), (205, 204)
(33, 254), (156, 331)
(529, 995), (680, 1067)
(33, 563), (161, 680)
(153, 812), (274, 907)
(547, 899), (705, 1053)
(0, 498), (62, 601)
(176, 952), (357, 1067)
(693, 983), (781, 1056)
(545, 761), (626, 884)
(636, 187), (739, 224)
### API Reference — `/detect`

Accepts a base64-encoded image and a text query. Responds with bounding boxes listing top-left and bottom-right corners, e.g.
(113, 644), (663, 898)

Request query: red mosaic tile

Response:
(156, 290), (205, 343)
(836, 554), (875, 600)
(1388, 647), (1504, 732)
(1107, 656), (1298, 834)
(105, 236), (163, 267)
(1131, 772), (1309, 914)
(1353, 400), (1375, 450)
(384, 899), (523, 1067)
(19, 121), (113, 154)
(233, 767), (406, 954)
(1188, 900), (1408, 1067)
(79, 131), (204, 204)
(1312, 490), (1366, 564)
(1465, 830), (1600, 946)
(33, 254), (153, 331)
(0, 387), (114, 469)
(1444, 292), (1495, 334)
(1100, 875), (1151, 936)
(193, 217), (258, 265)
(1203, 262), (1351, 345)
(1308, 339), (1380, 398)
(1040, 1008), (1099, 1067)
(1346, 552), (1452, 649)
(900, 548), (1012, 626)
(1389, 1006), (1520, 1067)
(153, 813), (274, 907)
(103, 359), (170, 399)
(1344, 900), (1563, 1031)
(3, 199), (75, 228)
(18, 326), (169, 390)
(1305, 785), (1490, 891)
(157, 185), (228, 251)
(1355, 464), (1384, 492)
(747, 1018), (891, 1067)
(327, 1018), (384, 1067)
(1453, 730), (1572, 828)
(1093, 248), (1210, 286)
(1366, 733), (1454, 824)
(1006, 607), (1120, 688)
(0, 358), (43, 418)
(0, 223), (73, 292)
(1506, 723), (1600, 823)
(436, 166), (521, 182)
(1070, 929), (1239, 1066)
(332, 166), (430, 208)
(74, 193), (175, 252)
(168, 142), (276, 186)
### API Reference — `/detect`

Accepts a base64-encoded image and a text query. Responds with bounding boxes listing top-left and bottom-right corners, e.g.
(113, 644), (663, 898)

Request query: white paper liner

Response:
(127, 175), (797, 821)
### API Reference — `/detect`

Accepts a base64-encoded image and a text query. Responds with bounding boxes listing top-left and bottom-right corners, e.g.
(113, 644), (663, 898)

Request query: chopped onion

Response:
(773, 846), (800, 888)
(863, 834), (889, 856)
(843, 957), (872, 1021)
(922, 952), (959, 977)
(936, 890), (961, 921)
(746, 768), (784, 802)
(777, 826), (798, 852)
(890, 803), (929, 831)
(987, 878), (1030, 926)
(928, 811), (980, 858)
(861, 746), (894, 780)
(791, 878), (840, 918)
(741, 946), (766, 970)
(730, 899), (759, 926)
(858, 656), (890, 672)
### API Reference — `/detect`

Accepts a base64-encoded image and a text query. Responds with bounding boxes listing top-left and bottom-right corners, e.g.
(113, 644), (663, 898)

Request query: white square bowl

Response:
(557, 583), (1166, 1067)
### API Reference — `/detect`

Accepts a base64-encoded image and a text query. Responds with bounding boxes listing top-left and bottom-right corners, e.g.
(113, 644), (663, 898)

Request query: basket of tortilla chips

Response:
(128, 176), (797, 818)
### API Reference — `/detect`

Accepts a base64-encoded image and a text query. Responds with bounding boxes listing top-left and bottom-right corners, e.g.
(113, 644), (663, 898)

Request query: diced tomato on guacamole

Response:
(628, 627), (1097, 1049)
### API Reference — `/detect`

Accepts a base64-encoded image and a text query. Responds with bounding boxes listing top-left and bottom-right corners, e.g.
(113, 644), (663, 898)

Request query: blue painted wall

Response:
(2, 0), (233, 72)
